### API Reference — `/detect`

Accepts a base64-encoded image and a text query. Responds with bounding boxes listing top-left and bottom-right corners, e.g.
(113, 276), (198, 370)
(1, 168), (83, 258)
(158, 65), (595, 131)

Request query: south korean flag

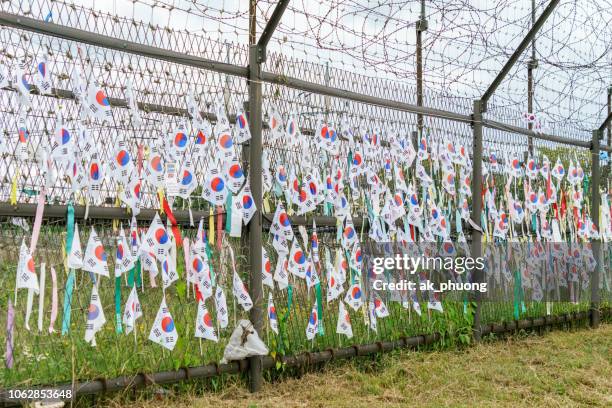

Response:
(176, 160), (197, 199)
(336, 301), (353, 339)
(233, 271), (253, 311)
(268, 292), (279, 334)
(84, 284), (106, 346)
(148, 296), (178, 350)
(67, 222), (84, 270)
(16, 112), (30, 161)
(34, 56), (52, 95)
(83, 227), (110, 277)
(14, 64), (32, 107)
(193, 121), (212, 158)
(170, 122), (189, 154)
(234, 108), (251, 144)
(119, 176), (142, 214)
(202, 167), (229, 206)
(161, 252), (179, 290)
(306, 299), (319, 340)
(224, 156), (246, 194)
(214, 286), (229, 329)
(315, 121), (339, 155)
(122, 285), (142, 335)
(115, 228), (135, 277)
(267, 107), (284, 143)
(108, 141), (134, 183)
(125, 79), (142, 127)
(235, 182), (256, 225)
(186, 91), (204, 127)
(288, 239), (307, 279)
(270, 203), (294, 241)
(274, 254), (289, 290)
(143, 145), (165, 188)
(15, 240), (39, 292)
(140, 213), (172, 262)
(87, 84), (112, 123)
(195, 300), (218, 342)
(262, 247), (274, 288)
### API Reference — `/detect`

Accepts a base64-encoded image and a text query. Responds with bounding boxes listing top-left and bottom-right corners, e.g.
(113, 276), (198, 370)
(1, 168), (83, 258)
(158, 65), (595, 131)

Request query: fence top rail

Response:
(0, 10), (596, 153)
(0, 11), (249, 79)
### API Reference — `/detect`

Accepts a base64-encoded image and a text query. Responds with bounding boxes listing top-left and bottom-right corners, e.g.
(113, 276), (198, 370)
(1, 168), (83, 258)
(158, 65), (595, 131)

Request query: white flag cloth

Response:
(274, 254), (289, 290)
(268, 292), (278, 334)
(16, 240), (39, 292)
(108, 141), (134, 183)
(262, 247), (274, 289)
(287, 239), (307, 279)
(224, 157), (246, 194)
(214, 287), (229, 329)
(306, 299), (319, 340)
(177, 160), (197, 199)
(115, 228), (135, 277)
(233, 272), (253, 311)
(123, 286), (142, 335)
(195, 300), (218, 342)
(373, 297), (390, 318)
(235, 182), (256, 225)
(336, 301), (353, 339)
(234, 109), (251, 144)
(85, 284), (106, 345)
(67, 222), (84, 270)
(427, 293), (444, 313)
(201, 167), (229, 206)
(140, 213), (171, 261)
(83, 227), (110, 277)
(270, 203), (294, 241)
(149, 296), (178, 350)
(86, 84), (112, 122)
(344, 283), (363, 311)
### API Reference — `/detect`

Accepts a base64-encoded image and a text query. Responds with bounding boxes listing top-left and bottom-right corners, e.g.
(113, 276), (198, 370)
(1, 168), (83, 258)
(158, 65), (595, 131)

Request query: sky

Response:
(5, 0), (612, 135)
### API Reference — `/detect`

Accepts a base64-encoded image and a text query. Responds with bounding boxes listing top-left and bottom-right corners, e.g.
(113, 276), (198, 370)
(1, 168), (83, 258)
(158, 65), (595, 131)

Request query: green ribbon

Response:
(114, 276), (123, 334)
(21, 188), (39, 196)
(225, 193), (232, 233)
(127, 258), (142, 288)
(61, 204), (75, 335)
(513, 268), (523, 320)
(315, 282), (324, 335)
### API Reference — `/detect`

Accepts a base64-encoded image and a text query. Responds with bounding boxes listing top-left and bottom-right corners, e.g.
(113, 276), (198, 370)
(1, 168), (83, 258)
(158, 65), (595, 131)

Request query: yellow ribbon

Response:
(157, 187), (165, 214)
(10, 170), (18, 205)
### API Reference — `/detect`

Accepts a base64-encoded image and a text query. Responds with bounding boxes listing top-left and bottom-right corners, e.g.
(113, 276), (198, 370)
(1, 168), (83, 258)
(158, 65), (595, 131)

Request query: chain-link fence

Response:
(0, 0), (610, 394)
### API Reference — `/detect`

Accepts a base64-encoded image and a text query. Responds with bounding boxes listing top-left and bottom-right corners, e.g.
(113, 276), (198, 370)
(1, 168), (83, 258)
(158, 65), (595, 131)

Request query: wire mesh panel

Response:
(0, 0), (609, 392)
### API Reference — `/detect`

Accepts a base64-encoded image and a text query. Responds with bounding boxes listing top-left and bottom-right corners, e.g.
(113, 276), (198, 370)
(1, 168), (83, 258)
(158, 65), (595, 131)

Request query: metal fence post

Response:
(471, 99), (485, 341)
(247, 43), (264, 392)
(590, 129), (601, 328)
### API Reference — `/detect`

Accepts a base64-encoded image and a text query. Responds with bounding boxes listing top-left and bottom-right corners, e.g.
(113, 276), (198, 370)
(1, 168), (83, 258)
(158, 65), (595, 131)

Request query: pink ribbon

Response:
(29, 187), (46, 254)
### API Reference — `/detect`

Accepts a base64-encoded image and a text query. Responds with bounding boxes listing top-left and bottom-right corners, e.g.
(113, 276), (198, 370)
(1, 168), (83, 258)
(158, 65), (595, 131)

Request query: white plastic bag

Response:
(220, 319), (269, 363)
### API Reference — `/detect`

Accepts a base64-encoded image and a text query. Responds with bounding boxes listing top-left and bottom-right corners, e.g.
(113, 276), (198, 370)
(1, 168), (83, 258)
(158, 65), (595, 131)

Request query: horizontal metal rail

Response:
(0, 12), (249, 78)
(0, 308), (604, 404)
(482, 118), (592, 149)
(0, 202), (368, 229)
(260, 71), (473, 124)
(0, 10), (591, 149)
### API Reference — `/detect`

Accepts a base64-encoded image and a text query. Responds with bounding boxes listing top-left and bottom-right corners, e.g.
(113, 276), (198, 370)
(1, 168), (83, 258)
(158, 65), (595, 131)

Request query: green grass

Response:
(1, 225), (610, 388)
(109, 324), (612, 408)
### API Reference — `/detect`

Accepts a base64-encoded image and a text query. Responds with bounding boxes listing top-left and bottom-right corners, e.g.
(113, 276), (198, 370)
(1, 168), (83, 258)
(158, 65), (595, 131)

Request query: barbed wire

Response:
(14, 0), (612, 132)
